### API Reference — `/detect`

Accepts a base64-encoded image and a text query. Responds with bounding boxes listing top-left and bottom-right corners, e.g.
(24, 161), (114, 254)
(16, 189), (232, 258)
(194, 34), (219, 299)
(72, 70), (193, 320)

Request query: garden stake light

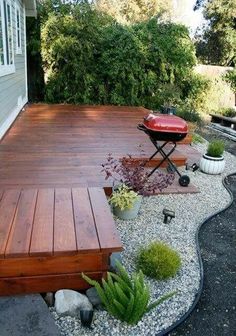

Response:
(163, 208), (175, 224)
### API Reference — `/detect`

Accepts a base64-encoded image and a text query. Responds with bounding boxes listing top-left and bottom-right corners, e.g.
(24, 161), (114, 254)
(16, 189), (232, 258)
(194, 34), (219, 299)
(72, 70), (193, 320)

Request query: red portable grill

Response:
(138, 112), (190, 187)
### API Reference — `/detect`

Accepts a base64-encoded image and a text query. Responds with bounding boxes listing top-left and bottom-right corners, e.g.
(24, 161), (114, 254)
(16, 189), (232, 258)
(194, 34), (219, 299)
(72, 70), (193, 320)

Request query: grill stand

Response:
(138, 124), (190, 187)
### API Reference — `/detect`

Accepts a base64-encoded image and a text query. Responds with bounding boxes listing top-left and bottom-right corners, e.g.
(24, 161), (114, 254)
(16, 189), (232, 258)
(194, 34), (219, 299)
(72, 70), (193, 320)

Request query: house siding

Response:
(0, 0), (27, 138)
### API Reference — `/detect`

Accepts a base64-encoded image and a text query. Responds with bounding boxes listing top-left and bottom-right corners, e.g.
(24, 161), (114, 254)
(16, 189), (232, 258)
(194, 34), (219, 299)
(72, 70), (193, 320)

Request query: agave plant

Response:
(82, 261), (176, 325)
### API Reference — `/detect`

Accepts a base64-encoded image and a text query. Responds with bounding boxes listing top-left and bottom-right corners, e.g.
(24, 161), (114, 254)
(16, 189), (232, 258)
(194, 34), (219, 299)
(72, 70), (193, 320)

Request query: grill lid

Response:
(143, 113), (188, 134)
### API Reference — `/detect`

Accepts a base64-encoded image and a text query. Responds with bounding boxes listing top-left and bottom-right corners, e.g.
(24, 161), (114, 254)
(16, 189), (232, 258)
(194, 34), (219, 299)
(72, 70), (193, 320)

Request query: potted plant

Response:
(199, 140), (225, 175)
(101, 153), (174, 219)
(109, 184), (142, 220)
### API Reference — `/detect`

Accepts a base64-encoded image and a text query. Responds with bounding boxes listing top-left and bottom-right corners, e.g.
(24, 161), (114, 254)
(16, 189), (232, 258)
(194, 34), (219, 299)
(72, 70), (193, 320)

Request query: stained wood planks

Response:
(5, 190), (38, 258)
(0, 104), (189, 189)
(0, 187), (122, 259)
(0, 186), (122, 295)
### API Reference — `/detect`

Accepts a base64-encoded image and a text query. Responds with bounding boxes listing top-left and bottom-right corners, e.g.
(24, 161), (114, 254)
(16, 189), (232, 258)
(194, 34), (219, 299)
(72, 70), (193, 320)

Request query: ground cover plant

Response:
(136, 241), (181, 280)
(82, 261), (175, 325)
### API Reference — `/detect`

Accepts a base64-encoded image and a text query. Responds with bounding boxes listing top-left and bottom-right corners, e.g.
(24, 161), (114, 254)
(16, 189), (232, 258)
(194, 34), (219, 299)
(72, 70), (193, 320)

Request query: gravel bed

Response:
(50, 143), (236, 336)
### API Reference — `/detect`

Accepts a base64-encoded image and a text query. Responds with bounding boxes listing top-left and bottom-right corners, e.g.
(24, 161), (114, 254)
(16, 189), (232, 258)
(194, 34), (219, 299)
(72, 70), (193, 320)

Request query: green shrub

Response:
(109, 185), (140, 210)
(215, 107), (236, 118)
(136, 241), (181, 280)
(176, 108), (201, 123)
(41, 3), (204, 108)
(207, 140), (225, 157)
(82, 261), (175, 325)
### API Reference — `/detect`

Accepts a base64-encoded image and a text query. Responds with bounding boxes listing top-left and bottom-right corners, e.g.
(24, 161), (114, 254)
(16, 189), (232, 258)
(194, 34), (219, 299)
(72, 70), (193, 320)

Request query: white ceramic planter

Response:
(200, 154), (225, 175)
(113, 196), (142, 220)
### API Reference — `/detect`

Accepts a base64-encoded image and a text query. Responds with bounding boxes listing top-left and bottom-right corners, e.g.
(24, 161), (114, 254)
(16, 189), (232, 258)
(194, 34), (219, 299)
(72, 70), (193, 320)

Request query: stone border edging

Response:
(156, 172), (236, 336)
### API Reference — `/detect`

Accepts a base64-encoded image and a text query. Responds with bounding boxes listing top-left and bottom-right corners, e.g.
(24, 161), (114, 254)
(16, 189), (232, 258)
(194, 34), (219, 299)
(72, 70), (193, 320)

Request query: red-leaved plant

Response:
(101, 153), (175, 196)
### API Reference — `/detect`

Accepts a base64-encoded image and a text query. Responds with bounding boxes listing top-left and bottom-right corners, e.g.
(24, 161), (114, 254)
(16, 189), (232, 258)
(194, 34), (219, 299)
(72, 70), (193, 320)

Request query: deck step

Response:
(0, 187), (122, 296)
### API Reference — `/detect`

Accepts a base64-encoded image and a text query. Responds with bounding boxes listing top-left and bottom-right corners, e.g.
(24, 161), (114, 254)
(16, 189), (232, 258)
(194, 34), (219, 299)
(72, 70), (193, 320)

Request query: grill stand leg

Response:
(144, 139), (182, 178)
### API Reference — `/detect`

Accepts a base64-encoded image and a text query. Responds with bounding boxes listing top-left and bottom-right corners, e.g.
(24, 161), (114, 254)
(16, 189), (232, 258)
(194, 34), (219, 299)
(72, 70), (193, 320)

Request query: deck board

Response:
(54, 188), (77, 255)
(30, 189), (54, 256)
(5, 190), (38, 258)
(0, 190), (21, 258)
(89, 188), (122, 252)
(72, 188), (100, 253)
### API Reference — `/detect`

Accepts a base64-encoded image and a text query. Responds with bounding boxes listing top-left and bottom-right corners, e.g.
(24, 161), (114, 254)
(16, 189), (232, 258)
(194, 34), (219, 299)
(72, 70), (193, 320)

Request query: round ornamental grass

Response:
(136, 241), (181, 280)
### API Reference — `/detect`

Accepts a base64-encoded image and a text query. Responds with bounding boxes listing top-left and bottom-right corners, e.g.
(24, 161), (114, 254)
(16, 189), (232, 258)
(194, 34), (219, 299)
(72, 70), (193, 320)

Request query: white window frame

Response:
(0, 0), (15, 77)
(15, 3), (21, 54)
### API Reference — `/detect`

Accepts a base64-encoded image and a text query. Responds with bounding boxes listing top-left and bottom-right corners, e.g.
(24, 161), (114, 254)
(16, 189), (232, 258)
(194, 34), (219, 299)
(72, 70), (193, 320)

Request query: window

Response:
(0, 0), (15, 76)
(15, 4), (21, 54)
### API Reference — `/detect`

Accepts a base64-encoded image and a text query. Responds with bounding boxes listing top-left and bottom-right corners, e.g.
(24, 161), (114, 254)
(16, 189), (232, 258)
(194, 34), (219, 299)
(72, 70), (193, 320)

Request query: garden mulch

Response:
(168, 131), (236, 336)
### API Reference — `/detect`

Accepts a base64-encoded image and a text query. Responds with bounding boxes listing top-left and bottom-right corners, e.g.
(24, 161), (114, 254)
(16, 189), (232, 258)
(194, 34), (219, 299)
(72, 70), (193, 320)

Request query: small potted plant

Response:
(101, 153), (174, 220)
(199, 140), (225, 175)
(109, 184), (142, 220)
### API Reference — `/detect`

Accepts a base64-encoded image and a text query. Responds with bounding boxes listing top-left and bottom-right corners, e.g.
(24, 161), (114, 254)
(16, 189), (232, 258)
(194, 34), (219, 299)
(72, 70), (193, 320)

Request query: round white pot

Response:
(199, 154), (225, 175)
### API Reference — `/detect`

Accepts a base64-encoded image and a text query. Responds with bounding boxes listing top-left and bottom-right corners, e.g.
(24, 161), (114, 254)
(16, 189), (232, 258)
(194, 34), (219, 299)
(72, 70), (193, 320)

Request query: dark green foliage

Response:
(40, 2), (206, 108)
(82, 261), (175, 324)
(136, 241), (181, 280)
(26, 16), (45, 102)
(207, 140), (225, 157)
(176, 108), (201, 123)
(224, 69), (236, 93)
(195, 0), (236, 66)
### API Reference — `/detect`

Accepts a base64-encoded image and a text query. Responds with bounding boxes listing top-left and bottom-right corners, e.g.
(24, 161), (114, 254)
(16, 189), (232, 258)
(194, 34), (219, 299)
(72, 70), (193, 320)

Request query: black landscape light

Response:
(163, 208), (175, 224)
(80, 310), (94, 328)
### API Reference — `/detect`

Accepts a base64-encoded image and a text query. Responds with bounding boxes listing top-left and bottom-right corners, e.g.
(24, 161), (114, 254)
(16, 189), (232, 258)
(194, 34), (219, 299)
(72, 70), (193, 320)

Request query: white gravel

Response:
(50, 143), (236, 336)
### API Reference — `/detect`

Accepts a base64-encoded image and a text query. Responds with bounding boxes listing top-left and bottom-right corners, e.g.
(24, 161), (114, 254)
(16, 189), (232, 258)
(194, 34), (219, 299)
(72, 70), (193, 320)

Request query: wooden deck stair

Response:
(0, 187), (122, 295)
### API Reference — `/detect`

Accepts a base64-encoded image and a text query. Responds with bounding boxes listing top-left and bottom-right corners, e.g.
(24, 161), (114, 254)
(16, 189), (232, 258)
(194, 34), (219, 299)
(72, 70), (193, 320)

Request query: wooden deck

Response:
(0, 187), (122, 295)
(0, 104), (196, 295)
(0, 104), (188, 189)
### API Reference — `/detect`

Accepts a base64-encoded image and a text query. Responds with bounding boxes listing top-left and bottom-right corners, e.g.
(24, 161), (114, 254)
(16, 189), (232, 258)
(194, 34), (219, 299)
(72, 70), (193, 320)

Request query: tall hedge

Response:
(41, 3), (207, 109)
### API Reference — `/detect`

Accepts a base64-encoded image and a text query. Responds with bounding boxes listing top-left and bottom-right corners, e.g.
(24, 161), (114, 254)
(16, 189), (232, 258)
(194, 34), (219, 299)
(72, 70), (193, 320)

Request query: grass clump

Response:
(207, 140), (225, 157)
(192, 133), (205, 144)
(136, 241), (181, 280)
(82, 261), (175, 325)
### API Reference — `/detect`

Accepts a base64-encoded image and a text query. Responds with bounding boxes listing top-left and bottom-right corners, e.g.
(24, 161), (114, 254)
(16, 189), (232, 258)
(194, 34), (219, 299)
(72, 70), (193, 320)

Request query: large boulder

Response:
(55, 289), (92, 317)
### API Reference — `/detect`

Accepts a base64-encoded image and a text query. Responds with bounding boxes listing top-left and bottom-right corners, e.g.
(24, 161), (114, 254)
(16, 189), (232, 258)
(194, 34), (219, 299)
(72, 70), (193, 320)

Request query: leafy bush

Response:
(176, 108), (201, 123)
(101, 153), (174, 196)
(82, 261), (175, 325)
(41, 3), (207, 108)
(207, 140), (225, 157)
(109, 185), (140, 210)
(136, 241), (181, 280)
(215, 107), (236, 118)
